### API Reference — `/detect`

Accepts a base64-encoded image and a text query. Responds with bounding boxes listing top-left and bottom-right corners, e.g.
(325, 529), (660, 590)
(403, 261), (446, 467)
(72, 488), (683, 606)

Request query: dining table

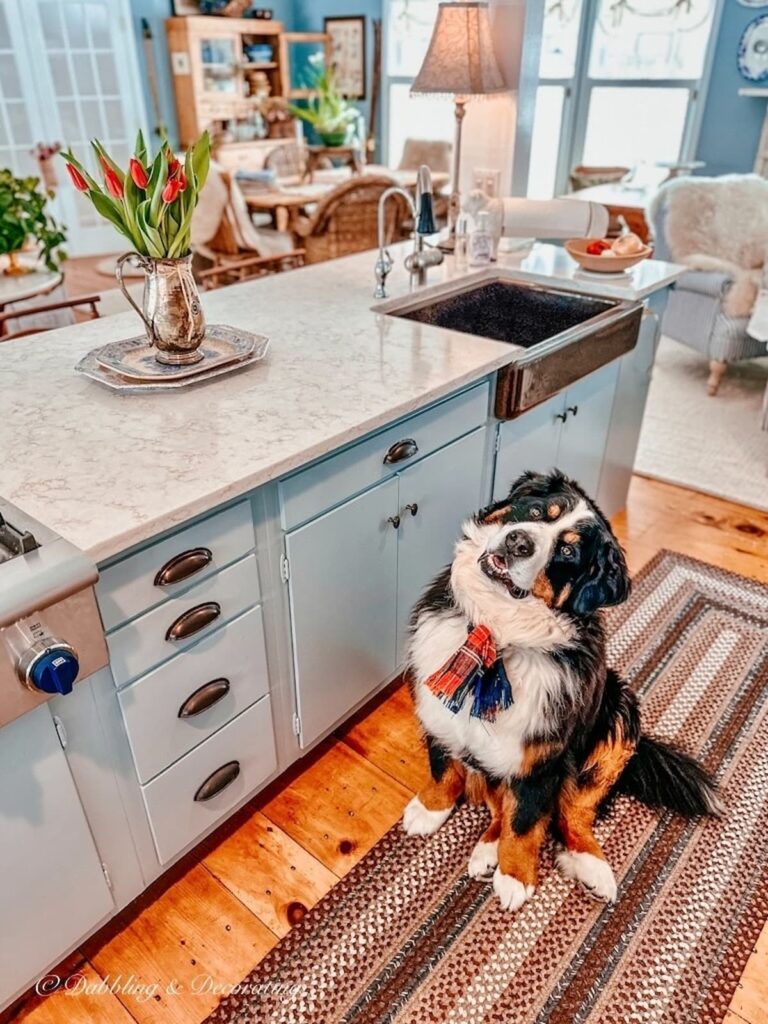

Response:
(0, 258), (64, 338)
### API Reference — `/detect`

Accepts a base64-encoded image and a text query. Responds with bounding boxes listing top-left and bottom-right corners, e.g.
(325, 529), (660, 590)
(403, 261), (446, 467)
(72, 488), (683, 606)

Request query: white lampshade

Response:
(411, 2), (508, 98)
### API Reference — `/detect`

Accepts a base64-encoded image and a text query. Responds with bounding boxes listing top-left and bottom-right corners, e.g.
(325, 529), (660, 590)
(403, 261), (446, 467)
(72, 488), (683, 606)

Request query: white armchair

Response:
(648, 175), (768, 395)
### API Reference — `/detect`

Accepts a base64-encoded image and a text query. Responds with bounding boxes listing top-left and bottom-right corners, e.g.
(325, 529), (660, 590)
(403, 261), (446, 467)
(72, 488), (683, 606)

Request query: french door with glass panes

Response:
(527, 0), (721, 199)
(0, 0), (148, 254)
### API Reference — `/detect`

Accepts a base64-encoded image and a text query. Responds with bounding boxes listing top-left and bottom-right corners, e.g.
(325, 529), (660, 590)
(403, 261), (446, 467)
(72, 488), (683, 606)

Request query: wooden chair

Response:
(0, 293), (100, 341)
(197, 249), (305, 291)
(192, 165), (305, 288)
(293, 175), (412, 265)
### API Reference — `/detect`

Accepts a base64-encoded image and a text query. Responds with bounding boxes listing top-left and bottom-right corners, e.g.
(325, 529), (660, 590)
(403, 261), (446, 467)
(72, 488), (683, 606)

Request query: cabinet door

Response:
(286, 477), (399, 748)
(597, 312), (660, 517)
(396, 428), (488, 658)
(0, 706), (113, 1005)
(493, 393), (564, 502)
(556, 360), (621, 498)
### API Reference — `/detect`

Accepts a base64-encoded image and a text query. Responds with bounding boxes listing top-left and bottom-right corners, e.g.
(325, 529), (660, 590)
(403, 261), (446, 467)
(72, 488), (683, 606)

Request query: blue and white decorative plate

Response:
(739, 14), (768, 82)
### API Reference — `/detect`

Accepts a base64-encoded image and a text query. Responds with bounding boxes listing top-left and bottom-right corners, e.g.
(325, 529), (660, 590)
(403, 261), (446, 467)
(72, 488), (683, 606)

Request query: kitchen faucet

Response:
(374, 164), (444, 299)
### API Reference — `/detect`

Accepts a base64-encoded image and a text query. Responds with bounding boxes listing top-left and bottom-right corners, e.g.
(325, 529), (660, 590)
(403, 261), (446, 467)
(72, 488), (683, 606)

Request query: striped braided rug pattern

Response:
(206, 551), (768, 1024)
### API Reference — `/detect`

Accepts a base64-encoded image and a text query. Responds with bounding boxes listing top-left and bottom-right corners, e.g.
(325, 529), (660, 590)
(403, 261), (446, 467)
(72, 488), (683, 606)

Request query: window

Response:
(528, 0), (719, 198)
(383, 0), (453, 167)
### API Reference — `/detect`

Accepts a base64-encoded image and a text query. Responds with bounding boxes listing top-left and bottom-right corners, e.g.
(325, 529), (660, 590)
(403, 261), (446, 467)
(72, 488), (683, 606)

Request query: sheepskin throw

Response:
(650, 174), (768, 317)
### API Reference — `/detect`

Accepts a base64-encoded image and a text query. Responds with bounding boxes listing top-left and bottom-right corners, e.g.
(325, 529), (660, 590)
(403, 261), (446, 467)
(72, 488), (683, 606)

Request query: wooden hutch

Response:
(166, 16), (329, 171)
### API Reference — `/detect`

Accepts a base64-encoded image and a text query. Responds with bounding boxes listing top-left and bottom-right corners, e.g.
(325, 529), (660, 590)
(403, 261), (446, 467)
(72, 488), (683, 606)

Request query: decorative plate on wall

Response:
(739, 14), (768, 80)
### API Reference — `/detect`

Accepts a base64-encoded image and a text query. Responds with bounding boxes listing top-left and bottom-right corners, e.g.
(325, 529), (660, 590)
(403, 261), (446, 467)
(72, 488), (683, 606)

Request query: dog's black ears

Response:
(570, 530), (631, 615)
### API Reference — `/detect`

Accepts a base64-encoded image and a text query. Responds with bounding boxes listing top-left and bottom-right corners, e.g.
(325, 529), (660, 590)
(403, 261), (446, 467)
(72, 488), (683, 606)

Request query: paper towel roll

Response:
(500, 197), (609, 240)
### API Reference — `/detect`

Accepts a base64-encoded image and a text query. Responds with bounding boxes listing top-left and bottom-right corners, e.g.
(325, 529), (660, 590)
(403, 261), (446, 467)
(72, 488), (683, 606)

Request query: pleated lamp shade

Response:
(411, 2), (508, 98)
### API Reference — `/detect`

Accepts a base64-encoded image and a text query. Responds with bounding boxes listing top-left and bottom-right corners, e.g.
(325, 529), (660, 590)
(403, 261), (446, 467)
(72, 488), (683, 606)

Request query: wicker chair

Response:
(264, 142), (308, 184)
(293, 175), (412, 265)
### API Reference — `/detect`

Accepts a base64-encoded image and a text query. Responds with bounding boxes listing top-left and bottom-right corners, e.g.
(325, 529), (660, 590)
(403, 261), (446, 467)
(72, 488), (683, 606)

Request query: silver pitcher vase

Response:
(116, 252), (206, 365)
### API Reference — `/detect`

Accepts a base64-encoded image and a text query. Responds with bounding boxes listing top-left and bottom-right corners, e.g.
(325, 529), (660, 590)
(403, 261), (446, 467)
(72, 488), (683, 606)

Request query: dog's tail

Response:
(617, 734), (724, 817)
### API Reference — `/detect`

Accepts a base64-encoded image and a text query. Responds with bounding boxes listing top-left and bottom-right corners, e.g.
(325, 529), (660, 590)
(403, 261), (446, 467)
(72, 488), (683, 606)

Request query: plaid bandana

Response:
(424, 624), (513, 721)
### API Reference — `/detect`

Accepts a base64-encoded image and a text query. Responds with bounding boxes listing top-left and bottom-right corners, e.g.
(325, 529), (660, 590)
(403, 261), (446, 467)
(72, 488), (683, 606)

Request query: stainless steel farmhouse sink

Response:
(375, 270), (643, 419)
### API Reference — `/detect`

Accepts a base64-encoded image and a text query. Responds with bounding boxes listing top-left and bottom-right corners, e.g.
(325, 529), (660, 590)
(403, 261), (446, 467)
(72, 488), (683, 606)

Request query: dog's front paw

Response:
(492, 867), (534, 911)
(468, 840), (499, 879)
(402, 795), (453, 836)
(556, 850), (617, 903)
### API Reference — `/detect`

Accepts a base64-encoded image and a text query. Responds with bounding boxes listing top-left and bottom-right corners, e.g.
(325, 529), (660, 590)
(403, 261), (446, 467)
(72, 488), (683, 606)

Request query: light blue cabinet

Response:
(286, 426), (488, 748)
(396, 427), (487, 656)
(557, 360), (621, 497)
(0, 706), (113, 1005)
(493, 360), (620, 502)
(286, 477), (400, 748)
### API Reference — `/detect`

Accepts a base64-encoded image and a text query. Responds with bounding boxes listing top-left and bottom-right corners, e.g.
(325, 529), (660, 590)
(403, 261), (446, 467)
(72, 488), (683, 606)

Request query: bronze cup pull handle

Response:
(567, 404), (579, 416)
(165, 601), (221, 642)
(178, 678), (230, 718)
(154, 547), (213, 588)
(194, 760), (240, 802)
(404, 503), (419, 517)
(383, 438), (418, 464)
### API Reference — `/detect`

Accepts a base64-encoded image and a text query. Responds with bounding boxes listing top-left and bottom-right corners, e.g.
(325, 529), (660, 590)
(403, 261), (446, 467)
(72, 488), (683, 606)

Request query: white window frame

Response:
(537, 0), (725, 195)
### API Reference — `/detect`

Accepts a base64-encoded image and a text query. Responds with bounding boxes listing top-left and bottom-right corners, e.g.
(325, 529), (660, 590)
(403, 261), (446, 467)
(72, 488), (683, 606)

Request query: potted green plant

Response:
(62, 130), (211, 366)
(0, 169), (66, 276)
(288, 56), (359, 147)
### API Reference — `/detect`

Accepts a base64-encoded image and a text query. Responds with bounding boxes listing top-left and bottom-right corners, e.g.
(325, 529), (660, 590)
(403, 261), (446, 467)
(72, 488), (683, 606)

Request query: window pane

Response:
(582, 87), (688, 166)
(387, 83), (453, 170)
(387, 0), (440, 77)
(589, 0), (716, 79)
(540, 0), (583, 79)
(527, 86), (565, 199)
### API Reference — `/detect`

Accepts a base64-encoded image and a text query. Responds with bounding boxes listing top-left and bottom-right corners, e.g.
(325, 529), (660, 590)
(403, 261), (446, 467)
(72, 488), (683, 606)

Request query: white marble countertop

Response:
(0, 243), (684, 563)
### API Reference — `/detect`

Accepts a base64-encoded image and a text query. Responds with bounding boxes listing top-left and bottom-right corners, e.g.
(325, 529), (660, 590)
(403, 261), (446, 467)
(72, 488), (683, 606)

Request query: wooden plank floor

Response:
(11, 476), (768, 1024)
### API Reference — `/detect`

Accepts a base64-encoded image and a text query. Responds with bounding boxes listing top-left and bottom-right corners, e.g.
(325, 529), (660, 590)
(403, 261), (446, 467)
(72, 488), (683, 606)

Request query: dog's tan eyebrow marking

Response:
(562, 531), (579, 543)
(483, 504), (512, 523)
(547, 503), (562, 519)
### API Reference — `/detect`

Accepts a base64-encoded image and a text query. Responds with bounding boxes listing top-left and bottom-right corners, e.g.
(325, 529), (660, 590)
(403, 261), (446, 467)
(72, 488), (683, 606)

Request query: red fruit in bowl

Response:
(586, 239), (610, 256)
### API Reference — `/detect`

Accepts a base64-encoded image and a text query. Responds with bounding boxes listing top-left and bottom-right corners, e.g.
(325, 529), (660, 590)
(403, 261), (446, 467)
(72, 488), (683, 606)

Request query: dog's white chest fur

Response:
(410, 610), (570, 779)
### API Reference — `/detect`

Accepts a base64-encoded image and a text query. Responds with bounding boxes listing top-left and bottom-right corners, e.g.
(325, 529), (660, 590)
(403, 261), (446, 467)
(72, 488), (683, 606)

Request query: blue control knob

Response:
(20, 642), (80, 695)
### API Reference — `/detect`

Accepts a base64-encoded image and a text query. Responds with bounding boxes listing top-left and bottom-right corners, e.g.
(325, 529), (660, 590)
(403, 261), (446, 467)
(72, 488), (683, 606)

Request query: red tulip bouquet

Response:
(61, 130), (210, 259)
(60, 131), (213, 365)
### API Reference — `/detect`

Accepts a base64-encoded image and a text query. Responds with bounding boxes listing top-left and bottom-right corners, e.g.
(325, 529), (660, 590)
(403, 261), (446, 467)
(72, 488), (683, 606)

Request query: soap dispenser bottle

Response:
(469, 210), (492, 266)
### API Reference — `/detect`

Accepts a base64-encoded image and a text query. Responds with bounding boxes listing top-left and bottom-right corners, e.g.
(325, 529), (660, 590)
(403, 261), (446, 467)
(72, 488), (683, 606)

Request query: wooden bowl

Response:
(565, 238), (652, 273)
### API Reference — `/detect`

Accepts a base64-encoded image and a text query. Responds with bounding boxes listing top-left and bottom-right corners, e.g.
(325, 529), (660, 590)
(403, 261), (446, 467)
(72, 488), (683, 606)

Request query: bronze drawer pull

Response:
(165, 601), (221, 642)
(383, 438), (418, 464)
(154, 547), (213, 588)
(194, 760), (240, 802)
(178, 678), (230, 718)
(404, 503), (419, 517)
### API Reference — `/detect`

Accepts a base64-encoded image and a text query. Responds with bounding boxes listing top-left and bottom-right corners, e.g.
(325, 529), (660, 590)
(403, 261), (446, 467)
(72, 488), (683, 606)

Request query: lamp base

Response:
(437, 234), (457, 254)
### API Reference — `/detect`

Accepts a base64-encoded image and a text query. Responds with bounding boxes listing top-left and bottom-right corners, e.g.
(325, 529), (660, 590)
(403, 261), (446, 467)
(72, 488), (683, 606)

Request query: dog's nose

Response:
(505, 529), (535, 559)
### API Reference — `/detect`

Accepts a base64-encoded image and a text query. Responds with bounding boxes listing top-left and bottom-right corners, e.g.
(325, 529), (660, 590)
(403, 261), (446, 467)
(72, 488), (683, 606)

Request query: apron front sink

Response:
(376, 271), (643, 419)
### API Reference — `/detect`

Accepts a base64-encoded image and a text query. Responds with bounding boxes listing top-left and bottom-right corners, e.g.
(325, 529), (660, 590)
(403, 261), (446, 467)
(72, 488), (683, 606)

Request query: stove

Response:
(0, 498), (108, 728)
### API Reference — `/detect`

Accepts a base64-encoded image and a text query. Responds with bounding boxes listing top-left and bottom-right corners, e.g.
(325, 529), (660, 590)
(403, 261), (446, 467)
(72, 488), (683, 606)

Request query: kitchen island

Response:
(0, 243), (683, 1010)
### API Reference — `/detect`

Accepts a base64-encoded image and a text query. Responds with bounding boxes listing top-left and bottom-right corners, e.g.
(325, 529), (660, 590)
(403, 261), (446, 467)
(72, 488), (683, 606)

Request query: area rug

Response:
(207, 551), (768, 1024)
(635, 336), (768, 511)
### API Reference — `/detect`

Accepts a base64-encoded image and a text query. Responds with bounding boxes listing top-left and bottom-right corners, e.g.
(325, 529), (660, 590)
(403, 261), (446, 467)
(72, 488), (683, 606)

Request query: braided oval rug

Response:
(206, 551), (768, 1024)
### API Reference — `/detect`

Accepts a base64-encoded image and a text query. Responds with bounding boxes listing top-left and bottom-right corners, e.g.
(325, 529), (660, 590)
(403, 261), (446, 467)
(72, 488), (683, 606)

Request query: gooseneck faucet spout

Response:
(374, 165), (444, 299)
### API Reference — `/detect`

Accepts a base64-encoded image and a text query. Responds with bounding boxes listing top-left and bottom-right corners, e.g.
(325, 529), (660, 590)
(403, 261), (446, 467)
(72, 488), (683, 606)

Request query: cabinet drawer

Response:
(279, 381), (490, 531)
(107, 554), (260, 687)
(142, 696), (276, 865)
(119, 606), (269, 784)
(98, 500), (255, 632)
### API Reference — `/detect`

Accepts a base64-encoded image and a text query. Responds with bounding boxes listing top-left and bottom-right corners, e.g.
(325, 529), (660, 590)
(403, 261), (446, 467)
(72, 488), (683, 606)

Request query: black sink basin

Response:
(396, 279), (616, 349)
(378, 272), (643, 419)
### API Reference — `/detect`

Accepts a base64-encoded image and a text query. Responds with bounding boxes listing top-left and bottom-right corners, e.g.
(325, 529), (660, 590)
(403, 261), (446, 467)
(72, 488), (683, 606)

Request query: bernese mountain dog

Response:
(404, 470), (722, 912)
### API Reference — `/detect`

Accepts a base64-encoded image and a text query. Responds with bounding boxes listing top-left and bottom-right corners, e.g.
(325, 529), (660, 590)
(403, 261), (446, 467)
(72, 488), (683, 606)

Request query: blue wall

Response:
(292, 0), (383, 147)
(129, 0), (179, 145)
(696, 3), (765, 176)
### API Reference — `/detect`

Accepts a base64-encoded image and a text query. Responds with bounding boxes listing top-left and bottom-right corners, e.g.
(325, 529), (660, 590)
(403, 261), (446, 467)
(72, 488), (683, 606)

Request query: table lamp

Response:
(411, 1), (509, 252)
